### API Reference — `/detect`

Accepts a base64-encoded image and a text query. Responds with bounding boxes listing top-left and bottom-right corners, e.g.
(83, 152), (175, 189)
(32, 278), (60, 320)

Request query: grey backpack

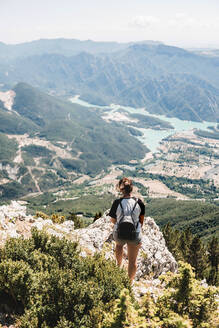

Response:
(117, 198), (139, 240)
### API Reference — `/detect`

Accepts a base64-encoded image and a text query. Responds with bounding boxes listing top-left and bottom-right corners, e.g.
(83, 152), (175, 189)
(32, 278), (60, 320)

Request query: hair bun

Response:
(117, 177), (133, 195)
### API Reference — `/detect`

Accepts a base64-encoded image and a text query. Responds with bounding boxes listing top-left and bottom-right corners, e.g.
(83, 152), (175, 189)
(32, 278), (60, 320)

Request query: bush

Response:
(0, 229), (130, 327)
(102, 262), (218, 328)
(35, 211), (65, 224)
(66, 212), (85, 229)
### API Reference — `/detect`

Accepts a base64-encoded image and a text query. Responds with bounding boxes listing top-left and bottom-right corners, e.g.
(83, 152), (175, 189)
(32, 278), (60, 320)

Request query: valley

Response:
(0, 3), (219, 323)
(1, 87), (219, 209)
(0, 40), (219, 241)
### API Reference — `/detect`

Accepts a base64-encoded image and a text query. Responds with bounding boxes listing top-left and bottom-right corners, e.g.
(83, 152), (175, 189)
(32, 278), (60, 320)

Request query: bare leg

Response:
(115, 243), (124, 267)
(127, 243), (141, 282)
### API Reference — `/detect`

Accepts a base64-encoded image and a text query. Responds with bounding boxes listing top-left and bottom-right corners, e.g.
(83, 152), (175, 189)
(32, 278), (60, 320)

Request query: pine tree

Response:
(207, 236), (219, 286)
(189, 236), (208, 279)
(101, 289), (147, 328)
(162, 223), (181, 259)
(179, 228), (193, 262)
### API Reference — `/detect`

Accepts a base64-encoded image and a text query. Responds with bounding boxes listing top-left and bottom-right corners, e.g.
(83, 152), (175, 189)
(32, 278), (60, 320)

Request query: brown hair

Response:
(117, 177), (133, 196)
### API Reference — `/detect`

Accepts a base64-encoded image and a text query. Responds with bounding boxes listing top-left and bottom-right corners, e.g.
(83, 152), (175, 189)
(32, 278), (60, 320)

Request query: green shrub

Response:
(66, 212), (84, 229)
(0, 229), (130, 328)
(22, 145), (55, 158)
(0, 259), (33, 307)
(156, 262), (218, 327)
(35, 211), (65, 224)
(102, 262), (218, 328)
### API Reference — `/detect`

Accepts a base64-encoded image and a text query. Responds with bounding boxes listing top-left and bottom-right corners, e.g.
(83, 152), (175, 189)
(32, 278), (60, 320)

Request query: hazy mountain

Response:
(0, 83), (147, 200)
(0, 38), (162, 60)
(188, 47), (219, 57)
(1, 42), (219, 122)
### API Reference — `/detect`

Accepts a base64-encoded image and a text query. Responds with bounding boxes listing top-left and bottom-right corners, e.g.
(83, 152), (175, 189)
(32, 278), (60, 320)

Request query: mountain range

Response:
(0, 39), (162, 60)
(0, 39), (219, 243)
(1, 39), (219, 122)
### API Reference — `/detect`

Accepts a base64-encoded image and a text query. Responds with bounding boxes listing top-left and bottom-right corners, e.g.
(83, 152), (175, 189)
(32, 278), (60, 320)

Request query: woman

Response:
(109, 177), (145, 282)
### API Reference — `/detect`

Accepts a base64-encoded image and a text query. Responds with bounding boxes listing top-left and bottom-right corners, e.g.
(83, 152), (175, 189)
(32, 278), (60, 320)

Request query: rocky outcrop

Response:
(75, 213), (177, 279)
(0, 201), (177, 279)
(0, 201), (74, 246)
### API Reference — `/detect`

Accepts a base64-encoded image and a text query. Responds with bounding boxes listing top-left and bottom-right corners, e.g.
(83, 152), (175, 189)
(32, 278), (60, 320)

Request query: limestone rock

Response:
(32, 221), (44, 230)
(0, 201), (177, 279)
(0, 202), (74, 244)
(74, 212), (177, 279)
(62, 220), (74, 231)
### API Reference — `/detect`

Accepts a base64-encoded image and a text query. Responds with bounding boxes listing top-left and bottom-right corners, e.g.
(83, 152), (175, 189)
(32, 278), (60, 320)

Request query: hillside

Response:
(146, 198), (219, 240)
(0, 83), (147, 200)
(0, 201), (218, 327)
(1, 41), (219, 121)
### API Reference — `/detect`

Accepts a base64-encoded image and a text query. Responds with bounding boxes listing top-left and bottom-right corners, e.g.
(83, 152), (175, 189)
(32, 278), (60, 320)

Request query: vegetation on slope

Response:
(102, 262), (218, 328)
(0, 229), (130, 328)
(25, 191), (115, 218)
(0, 108), (38, 135)
(0, 181), (32, 201)
(2, 43), (219, 122)
(194, 129), (219, 140)
(162, 224), (219, 286)
(22, 145), (55, 158)
(11, 83), (146, 176)
(0, 230), (218, 327)
(0, 134), (18, 161)
(0, 83), (148, 201)
(146, 198), (219, 240)
(129, 113), (174, 130)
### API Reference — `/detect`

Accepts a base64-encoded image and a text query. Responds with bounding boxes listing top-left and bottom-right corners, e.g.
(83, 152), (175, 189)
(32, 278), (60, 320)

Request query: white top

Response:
(115, 198), (141, 233)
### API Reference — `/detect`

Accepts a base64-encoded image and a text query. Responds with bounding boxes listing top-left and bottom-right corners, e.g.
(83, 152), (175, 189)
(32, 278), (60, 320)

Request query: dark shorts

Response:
(113, 230), (142, 245)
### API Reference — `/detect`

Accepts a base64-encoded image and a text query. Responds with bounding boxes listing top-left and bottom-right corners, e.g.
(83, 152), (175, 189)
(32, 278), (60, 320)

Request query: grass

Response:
(25, 191), (115, 217)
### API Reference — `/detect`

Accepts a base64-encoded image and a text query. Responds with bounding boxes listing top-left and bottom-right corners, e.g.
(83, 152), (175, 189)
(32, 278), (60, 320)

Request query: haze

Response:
(1, 0), (219, 48)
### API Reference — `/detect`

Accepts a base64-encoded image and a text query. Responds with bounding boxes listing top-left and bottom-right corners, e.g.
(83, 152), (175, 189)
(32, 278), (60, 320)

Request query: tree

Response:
(67, 212), (85, 229)
(189, 236), (208, 280)
(162, 223), (181, 259)
(93, 212), (102, 223)
(207, 237), (219, 286)
(179, 228), (193, 262)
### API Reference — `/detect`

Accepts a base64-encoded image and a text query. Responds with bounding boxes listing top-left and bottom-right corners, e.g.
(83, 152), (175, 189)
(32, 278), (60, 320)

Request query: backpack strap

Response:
(119, 198), (125, 214)
(131, 198), (139, 229)
(131, 198), (138, 214)
(119, 198), (139, 227)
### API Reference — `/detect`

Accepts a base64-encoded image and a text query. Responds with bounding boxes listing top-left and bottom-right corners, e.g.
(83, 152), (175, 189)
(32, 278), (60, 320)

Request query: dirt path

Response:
(7, 134), (73, 160)
(28, 167), (41, 193)
(13, 144), (23, 164)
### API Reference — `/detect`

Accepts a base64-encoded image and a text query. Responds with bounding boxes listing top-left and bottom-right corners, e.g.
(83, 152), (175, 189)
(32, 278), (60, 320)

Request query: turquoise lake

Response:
(70, 96), (217, 153)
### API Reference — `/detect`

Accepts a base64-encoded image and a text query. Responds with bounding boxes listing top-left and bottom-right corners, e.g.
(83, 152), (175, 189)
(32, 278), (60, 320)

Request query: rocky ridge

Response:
(0, 201), (177, 281)
(76, 214), (177, 280)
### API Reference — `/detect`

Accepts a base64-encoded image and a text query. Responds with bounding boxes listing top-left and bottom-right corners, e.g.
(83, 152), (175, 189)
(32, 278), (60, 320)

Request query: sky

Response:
(1, 0), (219, 48)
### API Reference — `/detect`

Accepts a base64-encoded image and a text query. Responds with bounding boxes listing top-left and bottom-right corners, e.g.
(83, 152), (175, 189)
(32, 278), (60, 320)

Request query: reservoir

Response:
(70, 96), (217, 153)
